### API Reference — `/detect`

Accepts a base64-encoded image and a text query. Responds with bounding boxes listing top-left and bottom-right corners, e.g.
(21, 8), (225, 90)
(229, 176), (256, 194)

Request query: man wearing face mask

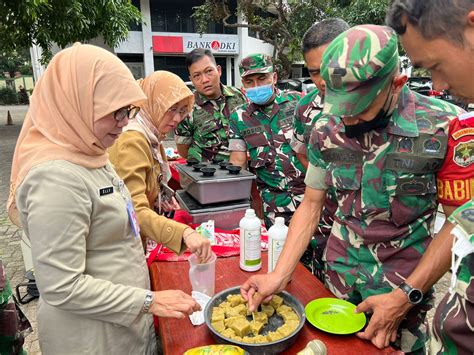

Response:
(228, 54), (304, 228)
(240, 25), (468, 354)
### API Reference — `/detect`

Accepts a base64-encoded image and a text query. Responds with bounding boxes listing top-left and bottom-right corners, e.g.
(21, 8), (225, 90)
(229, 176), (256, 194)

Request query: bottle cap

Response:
(274, 217), (285, 226)
(306, 340), (327, 354)
(245, 209), (256, 217)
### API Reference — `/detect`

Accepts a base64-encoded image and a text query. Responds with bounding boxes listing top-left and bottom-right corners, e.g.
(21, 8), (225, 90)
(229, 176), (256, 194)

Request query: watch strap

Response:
(142, 291), (154, 314)
(399, 281), (412, 295)
(399, 281), (423, 304)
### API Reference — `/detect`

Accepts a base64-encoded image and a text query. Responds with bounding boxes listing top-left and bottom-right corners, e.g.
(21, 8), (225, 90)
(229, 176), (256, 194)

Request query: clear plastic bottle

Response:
(267, 217), (288, 272)
(239, 209), (262, 272)
(296, 340), (327, 355)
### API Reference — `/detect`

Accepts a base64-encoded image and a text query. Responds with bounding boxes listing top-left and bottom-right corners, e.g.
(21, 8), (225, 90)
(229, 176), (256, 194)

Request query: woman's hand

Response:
(183, 228), (212, 262)
(160, 196), (180, 212)
(148, 290), (200, 318)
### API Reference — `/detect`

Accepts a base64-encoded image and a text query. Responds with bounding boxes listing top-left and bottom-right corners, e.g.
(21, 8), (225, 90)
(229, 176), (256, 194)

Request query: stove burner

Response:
(212, 157), (224, 164)
(227, 165), (242, 175)
(218, 161), (231, 170)
(193, 163), (207, 171)
(201, 167), (216, 177)
(186, 158), (199, 166)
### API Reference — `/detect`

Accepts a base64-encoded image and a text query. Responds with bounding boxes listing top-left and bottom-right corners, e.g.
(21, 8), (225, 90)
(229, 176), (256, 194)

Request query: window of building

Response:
(129, 0), (142, 31)
(118, 54), (145, 79)
(150, 0), (237, 34)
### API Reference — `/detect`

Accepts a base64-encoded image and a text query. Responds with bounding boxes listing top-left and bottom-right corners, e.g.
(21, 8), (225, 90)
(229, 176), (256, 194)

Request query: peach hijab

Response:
(7, 43), (146, 226)
(123, 71), (194, 182)
(126, 70), (194, 141)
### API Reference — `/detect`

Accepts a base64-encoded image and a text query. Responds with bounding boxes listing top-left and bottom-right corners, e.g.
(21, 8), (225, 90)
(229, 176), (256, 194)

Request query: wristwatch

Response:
(398, 282), (423, 305)
(142, 292), (154, 314)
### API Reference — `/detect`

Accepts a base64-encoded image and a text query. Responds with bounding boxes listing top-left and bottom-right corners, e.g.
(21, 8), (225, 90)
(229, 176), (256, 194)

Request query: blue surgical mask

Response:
(245, 84), (274, 105)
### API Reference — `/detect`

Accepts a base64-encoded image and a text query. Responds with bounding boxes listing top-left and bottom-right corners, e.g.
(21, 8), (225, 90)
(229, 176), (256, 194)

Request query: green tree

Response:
(0, 47), (32, 79)
(193, 0), (328, 78)
(0, 0), (142, 63)
(328, 0), (390, 26)
(192, 0), (390, 78)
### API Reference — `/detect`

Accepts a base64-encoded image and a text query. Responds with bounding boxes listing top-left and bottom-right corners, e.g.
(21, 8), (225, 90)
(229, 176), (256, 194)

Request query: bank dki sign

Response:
(152, 34), (239, 55)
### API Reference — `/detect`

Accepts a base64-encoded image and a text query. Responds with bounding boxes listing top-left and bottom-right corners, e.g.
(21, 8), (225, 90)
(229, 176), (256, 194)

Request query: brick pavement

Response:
(0, 104), (451, 354)
(0, 105), (41, 354)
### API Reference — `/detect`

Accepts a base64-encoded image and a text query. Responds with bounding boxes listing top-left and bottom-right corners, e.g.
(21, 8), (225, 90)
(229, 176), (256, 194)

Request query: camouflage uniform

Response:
(291, 89), (337, 278)
(306, 25), (468, 353)
(175, 84), (246, 162)
(291, 89), (323, 155)
(229, 54), (305, 228)
(431, 202), (474, 354)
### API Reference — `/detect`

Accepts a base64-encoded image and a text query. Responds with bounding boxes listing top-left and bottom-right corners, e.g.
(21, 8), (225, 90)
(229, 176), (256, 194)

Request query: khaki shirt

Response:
(16, 160), (155, 355)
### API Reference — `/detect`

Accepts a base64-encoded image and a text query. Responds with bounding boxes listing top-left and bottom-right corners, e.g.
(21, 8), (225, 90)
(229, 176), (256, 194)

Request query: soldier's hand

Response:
(240, 272), (286, 312)
(355, 289), (412, 349)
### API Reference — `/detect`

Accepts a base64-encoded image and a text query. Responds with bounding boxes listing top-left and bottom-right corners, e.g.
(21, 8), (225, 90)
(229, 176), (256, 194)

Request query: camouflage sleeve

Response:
(228, 110), (247, 152)
(304, 163), (328, 190)
(174, 112), (194, 145)
(305, 120), (329, 190)
(437, 112), (474, 207)
(447, 199), (474, 237)
(290, 99), (307, 154)
(235, 88), (248, 105)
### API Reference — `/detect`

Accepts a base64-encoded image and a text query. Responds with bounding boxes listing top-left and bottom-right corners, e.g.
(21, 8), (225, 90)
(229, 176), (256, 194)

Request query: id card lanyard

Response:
(117, 179), (140, 239)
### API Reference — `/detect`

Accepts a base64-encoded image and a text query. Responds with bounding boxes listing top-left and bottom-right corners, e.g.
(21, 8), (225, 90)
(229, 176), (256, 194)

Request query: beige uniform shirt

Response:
(108, 130), (187, 253)
(16, 160), (155, 355)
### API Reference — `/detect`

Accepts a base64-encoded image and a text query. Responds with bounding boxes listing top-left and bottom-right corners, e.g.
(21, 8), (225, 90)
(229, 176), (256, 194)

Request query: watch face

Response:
(409, 289), (423, 304)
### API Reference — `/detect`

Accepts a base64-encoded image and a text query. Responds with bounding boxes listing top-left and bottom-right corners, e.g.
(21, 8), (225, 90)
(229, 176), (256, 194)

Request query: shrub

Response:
(0, 87), (18, 105)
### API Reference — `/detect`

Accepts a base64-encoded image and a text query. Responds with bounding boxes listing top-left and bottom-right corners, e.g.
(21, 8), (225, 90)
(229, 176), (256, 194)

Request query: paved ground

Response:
(0, 104), (450, 354)
(0, 105), (41, 354)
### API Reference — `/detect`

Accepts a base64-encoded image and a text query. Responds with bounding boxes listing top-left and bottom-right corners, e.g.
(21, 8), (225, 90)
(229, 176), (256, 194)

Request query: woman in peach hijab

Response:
(109, 71), (212, 261)
(8, 45), (200, 355)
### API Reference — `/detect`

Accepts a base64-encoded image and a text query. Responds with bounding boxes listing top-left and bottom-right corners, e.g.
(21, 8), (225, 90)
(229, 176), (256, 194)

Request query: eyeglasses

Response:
(167, 107), (189, 118)
(114, 105), (140, 122)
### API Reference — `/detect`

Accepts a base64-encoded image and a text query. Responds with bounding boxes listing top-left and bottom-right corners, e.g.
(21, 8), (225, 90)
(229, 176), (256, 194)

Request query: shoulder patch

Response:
(453, 139), (474, 167)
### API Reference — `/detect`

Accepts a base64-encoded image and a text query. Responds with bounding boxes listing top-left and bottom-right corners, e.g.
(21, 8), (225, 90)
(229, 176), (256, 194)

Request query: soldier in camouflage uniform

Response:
(228, 54), (304, 228)
(430, 200), (474, 354)
(386, 1), (474, 353)
(291, 18), (349, 279)
(241, 25), (472, 354)
(175, 49), (246, 162)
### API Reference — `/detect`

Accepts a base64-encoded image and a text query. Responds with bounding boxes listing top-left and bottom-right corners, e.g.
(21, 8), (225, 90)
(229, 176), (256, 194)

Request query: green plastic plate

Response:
(305, 298), (366, 334)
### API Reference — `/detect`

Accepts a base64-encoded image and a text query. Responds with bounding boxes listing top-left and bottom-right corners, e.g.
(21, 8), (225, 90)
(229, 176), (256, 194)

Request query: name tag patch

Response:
(321, 148), (363, 164)
(242, 125), (264, 137)
(99, 186), (114, 196)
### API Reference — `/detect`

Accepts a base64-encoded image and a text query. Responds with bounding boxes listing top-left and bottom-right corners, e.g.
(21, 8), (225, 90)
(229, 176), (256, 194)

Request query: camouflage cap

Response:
(239, 54), (274, 77)
(321, 24), (399, 117)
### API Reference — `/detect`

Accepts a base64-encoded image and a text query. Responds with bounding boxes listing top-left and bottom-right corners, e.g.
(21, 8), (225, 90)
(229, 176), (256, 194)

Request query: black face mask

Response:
(344, 87), (394, 139)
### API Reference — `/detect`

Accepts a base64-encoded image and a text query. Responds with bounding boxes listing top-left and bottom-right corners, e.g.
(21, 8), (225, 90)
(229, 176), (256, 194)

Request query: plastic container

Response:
(267, 217), (288, 272)
(176, 163), (255, 204)
(188, 252), (217, 296)
(296, 340), (327, 355)
(239, 209), (262, 272)
(184, 344), (247, 355)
